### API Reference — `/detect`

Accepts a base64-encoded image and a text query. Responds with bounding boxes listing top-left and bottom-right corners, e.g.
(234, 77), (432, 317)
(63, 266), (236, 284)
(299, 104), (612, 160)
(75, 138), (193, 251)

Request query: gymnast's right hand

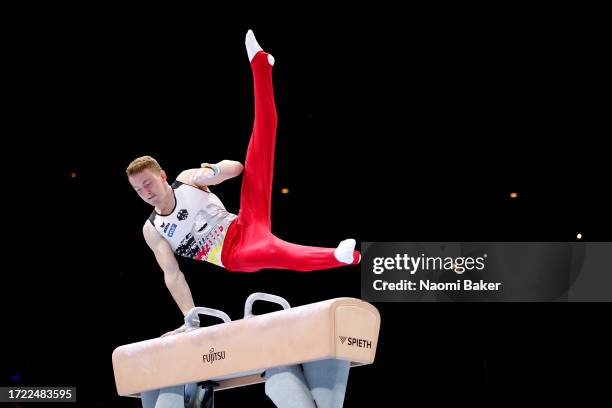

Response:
(160, 324), (187, 338)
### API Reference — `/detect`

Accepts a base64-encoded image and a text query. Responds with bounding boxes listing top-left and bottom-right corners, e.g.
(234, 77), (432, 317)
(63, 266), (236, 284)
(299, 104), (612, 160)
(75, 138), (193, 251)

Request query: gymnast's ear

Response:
(160, 169), (168, 182)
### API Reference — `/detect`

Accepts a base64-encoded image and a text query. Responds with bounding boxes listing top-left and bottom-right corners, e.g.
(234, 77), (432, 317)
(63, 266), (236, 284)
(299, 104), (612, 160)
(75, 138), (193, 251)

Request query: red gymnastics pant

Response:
(221, 51), (360, 272)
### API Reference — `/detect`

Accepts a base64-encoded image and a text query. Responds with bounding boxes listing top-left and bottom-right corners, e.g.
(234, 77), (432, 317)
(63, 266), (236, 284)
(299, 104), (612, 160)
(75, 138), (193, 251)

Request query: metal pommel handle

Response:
(244, 293), (291, 318)
(184, 307), (232, 330)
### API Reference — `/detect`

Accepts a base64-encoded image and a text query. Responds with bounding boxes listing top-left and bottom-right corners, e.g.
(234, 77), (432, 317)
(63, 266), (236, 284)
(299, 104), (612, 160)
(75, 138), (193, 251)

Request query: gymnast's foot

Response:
(245, 29), (274, 66)
(334, 238), (360, 264)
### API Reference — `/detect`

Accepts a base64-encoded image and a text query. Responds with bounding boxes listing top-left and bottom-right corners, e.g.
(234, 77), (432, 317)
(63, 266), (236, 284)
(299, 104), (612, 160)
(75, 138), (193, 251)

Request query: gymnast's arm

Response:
(176, 160), (244, 188)
(143, 221), (196, 318)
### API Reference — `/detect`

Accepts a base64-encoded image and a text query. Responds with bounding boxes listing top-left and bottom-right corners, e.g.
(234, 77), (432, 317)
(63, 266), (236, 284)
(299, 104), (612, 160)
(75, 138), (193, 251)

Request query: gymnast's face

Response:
(128, 168), (168, 206)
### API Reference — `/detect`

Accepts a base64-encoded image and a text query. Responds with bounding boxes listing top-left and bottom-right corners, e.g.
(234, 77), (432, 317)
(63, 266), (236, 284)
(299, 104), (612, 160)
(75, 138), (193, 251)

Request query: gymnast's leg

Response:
(237, 29), (278, 230)
(222, 31), (360, 272)
(266, 235), (360, 271)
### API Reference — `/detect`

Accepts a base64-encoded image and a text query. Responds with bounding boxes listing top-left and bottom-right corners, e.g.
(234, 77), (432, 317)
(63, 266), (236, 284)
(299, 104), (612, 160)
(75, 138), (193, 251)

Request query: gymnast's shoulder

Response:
(142, 220), (160, 240)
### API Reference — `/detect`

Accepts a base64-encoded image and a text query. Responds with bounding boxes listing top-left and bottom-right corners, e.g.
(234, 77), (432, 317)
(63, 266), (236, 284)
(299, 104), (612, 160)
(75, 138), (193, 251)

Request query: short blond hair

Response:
(126, 155), (162, 176)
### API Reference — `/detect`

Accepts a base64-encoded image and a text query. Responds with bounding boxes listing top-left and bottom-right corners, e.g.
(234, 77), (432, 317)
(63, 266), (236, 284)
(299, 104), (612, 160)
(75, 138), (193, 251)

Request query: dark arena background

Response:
(2, 6), (610, 406)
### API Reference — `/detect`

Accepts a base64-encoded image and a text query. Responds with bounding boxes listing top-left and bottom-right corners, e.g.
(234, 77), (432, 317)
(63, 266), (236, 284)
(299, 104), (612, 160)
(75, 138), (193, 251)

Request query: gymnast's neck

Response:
(154, 183), (175, 215)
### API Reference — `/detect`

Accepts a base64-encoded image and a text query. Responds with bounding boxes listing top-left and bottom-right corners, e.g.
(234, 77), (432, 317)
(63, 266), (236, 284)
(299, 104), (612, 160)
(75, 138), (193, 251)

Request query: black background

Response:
(2, 5), (610, 406)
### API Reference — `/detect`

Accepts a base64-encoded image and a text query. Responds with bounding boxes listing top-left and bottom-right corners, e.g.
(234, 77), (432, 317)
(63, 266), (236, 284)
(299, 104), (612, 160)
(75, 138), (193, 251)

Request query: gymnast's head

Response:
(126, 155), (170, 206)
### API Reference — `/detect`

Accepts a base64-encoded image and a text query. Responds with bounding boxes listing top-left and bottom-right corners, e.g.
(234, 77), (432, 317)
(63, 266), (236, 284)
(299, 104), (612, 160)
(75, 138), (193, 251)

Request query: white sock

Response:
(245, 29), (262, 62)
(245, 29), (274, 66)
(334, 239), (356, 264)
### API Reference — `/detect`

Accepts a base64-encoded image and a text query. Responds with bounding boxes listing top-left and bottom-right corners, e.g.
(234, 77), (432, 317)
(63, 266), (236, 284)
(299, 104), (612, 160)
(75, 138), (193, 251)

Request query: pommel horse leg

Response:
(141, 381), (214, 408)
(140, 385), (183, 408)
(264, 359), (350, 408)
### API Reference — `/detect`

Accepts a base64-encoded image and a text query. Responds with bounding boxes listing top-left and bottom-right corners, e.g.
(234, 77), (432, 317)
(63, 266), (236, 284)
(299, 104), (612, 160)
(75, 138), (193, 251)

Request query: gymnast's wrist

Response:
(210, 163), (220, 176)
(184, 314), (200, 328)
(202, 163), (220, 176)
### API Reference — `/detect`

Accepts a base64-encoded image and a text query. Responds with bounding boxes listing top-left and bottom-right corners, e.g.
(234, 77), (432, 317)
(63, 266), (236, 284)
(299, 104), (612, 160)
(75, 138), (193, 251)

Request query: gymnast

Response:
(127, 30), (359, 325)
(126, 30), (358, 408)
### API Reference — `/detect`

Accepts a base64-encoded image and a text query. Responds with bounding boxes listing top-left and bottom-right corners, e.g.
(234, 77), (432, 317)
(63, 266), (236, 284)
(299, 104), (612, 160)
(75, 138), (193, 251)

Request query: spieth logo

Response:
(202, 348), (226, 365)
(339, 336), (372, 349)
